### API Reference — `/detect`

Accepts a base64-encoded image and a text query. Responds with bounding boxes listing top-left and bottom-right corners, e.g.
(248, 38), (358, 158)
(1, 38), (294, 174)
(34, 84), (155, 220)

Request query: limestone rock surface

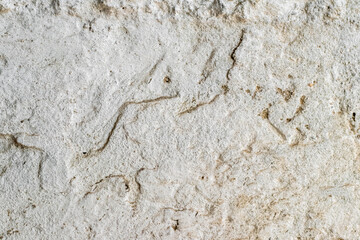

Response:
(1, 0), (360, 239)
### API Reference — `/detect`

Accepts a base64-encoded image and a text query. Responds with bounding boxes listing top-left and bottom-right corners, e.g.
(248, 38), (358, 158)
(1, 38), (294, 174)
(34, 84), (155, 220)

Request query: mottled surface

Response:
(1, 0), (360, 239)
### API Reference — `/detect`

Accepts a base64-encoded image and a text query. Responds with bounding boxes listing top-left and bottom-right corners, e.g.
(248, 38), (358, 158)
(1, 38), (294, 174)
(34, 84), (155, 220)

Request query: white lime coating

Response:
(1, 0), (360, 239)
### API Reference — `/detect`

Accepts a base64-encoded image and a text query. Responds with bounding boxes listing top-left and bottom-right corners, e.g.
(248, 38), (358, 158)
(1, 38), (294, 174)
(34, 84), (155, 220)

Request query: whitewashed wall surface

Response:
(1, 0), (360, 239)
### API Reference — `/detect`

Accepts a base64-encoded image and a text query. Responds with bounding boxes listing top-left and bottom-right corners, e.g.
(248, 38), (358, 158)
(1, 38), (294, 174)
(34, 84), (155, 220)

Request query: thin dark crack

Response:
(134, 165), (158, 195)
(225, 29), (246, 85)
(129, 166), (158, 212)
(198, 49), (216, 84)
(84, 174), (129, 198)
(162, 207), (187, 212)
(133, 54), (165, 85)
(84, 94), (179, 158)
(122, 124), (141, 145)
(179, 94), (220, 115)
(88, 225), (96, 239)
(134, 168), (145, 194)
(161, 206), (203, 215)
(147, 54), (165, 84)
(0, 133), (43, 151)
(179, 30), (245, 116)
(38, 158), (44, 190)
(0, 133), (43, 189)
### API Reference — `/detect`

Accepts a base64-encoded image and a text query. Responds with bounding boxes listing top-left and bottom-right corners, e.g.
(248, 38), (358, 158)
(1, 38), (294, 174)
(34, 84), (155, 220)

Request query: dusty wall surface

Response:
(1, 0), (360, 239)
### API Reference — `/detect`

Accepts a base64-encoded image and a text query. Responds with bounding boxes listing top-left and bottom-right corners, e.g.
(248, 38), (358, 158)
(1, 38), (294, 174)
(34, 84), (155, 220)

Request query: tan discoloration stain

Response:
(67, 7), (82, 19)
(287, 95), (306, 123)
(276, 87), (293, 102)
(221, 85), (229, 94)
(94, 0), (117, 16)
(252, 85), (262, 99)
(236, 195), (252, 208)
(260, 107), (286, 140)
(308, 81), (317, 87)
(0, 4), (10, 14)
(260, 108), (269, 120)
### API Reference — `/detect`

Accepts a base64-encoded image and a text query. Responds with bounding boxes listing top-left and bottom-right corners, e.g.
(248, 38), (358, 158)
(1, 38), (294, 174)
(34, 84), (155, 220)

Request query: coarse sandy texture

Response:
(1, 0), (360, 239)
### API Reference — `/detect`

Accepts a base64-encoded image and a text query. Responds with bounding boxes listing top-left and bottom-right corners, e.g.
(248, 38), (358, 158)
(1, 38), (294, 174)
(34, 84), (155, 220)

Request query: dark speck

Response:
(163, 76), (171, 83)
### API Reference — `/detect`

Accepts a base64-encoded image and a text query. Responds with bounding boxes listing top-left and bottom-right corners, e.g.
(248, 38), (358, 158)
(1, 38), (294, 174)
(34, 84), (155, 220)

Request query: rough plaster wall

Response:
(1, 0), (360, 239)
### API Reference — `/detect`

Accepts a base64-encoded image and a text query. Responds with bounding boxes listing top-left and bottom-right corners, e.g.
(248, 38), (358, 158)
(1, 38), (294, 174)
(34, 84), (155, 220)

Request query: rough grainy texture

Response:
(1, 0), (360, 239)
